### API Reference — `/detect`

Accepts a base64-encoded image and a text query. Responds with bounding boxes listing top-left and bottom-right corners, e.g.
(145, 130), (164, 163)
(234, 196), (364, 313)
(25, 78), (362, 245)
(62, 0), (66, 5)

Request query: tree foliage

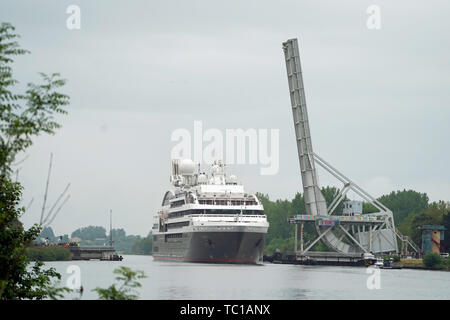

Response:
(131, 236), (153, 255)
(111, 228), (126, 240)
(259, 190), (331, 255)
(0, 23), (69, 176)
(93, 267), (146, 300)
(25, 246), (71, 261)
(0, 177), (69, 299)
(397, 200), (450, 246)
(39, 226), (55, 240)
(378, 190), (429, 225)
(110, 228), (143, 253)
(71, 226), (107, 241)
(0, 22), (70, 299)
(423, 252), (443, 269)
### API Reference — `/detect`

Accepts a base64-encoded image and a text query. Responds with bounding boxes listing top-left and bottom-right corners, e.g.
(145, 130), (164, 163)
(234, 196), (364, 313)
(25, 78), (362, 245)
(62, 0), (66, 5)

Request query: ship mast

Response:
(109, 209), (113, 247)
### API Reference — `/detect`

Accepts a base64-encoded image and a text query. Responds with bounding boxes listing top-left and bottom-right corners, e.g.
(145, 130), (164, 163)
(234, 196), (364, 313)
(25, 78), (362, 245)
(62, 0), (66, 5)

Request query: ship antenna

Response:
(109, 209), (113, 247)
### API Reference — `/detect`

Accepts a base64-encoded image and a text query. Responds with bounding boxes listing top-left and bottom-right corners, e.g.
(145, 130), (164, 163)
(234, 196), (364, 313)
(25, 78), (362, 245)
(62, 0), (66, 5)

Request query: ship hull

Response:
(153, 231), (266, 264)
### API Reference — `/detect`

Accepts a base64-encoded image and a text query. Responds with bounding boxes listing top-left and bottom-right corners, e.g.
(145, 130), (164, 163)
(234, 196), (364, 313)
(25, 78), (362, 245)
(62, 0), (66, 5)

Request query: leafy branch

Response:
(93, 267), (146, 300)
(0, 22), (71, 300)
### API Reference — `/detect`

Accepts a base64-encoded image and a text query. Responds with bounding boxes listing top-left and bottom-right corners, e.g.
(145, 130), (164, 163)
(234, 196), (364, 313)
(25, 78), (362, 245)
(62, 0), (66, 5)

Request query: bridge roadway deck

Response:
(67, 246), (118, 260)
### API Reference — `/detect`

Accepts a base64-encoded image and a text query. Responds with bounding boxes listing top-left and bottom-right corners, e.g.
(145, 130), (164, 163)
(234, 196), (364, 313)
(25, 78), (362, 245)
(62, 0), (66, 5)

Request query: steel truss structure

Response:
(282, 38), (418, 255)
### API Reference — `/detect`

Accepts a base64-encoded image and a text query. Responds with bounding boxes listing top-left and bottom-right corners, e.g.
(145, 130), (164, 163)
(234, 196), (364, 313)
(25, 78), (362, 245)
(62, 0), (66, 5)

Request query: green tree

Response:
(114, 234), (141, 253)
(131, 236), (153, 255)
(59, 234), (69, 243)
(321, 186), (345, 214)
(0, 23), (69, 176)
(25, 246), (71, 261)
(407, 208), (445, 246)
(378, 190), (429, 225)
(259, 192), (327, 254)
(265, 237), (291, 254)
(0, 22), (70, 299)
(423, 252), (443, 269)
(396, 201), (449, 249)
(93, 267), (146, 300)
(0, 177), (70, 299)
(71, 226), (107, 241)
(111, 228), (126, 240)
(426, 201), (450, 224)
(39, 226), (56, 242)
(362, 202), (378, 214)
(413, 213), (434, 246)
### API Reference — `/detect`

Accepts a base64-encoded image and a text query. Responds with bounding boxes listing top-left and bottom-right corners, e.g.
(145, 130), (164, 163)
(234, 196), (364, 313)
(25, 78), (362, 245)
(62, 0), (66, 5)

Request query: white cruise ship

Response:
(152, 159), (269, 264)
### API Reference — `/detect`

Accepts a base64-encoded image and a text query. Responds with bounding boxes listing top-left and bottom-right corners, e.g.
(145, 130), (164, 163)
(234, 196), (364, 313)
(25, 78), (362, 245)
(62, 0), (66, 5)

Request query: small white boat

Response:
(374, 258), (384, 267)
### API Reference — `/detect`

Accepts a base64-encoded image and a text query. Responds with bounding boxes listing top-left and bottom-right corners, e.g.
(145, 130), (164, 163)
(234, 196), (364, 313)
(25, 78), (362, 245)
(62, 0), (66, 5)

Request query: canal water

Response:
(45, 255), (450, 300)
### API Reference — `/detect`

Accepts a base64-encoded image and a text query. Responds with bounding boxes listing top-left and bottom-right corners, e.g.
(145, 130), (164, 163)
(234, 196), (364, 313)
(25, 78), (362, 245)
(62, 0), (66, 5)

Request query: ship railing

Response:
(190, 214), (265, 218)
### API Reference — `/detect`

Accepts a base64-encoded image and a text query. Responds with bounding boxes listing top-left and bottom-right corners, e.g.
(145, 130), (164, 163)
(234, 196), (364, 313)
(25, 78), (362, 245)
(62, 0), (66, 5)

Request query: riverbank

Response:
(396, 259), (427, 270)
(395, 258), (450, 271)
(26, 246), (71, 261)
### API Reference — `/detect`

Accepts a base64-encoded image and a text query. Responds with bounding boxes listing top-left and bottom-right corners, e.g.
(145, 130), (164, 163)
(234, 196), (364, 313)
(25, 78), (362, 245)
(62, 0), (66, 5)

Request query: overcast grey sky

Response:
(1, 0), (449, 236)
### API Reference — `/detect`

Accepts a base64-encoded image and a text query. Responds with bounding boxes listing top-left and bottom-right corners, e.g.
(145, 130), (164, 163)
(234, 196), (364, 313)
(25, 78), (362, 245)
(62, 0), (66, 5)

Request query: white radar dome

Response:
(179, 159), (195, 175)
(228, 175), (238, 184)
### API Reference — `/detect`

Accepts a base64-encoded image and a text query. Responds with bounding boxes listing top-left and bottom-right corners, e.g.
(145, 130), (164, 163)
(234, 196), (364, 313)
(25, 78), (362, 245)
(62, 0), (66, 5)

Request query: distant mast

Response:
(109, 209), (113, 247)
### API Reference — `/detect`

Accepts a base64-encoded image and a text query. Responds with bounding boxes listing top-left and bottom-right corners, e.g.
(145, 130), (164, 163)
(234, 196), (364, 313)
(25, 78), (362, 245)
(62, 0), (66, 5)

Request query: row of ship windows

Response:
(153, 233), (184, 244)
(170, 200), (185, 208)
(198, 200), (257, 206)
(167, 209), (264, 219)
(167, 221), (190, 229)
(165, 233), (183, 239)
(156, 220), (190, 232)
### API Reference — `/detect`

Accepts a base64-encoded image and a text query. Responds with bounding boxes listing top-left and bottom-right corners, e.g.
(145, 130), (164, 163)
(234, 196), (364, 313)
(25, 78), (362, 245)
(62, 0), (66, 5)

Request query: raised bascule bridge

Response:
(281, 39), (419, 265)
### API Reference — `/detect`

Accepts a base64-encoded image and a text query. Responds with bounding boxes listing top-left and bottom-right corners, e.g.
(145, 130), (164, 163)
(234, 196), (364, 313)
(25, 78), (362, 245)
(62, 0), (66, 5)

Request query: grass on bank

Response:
(25, 246), (72, 261)
(396, 253), (450, 271)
